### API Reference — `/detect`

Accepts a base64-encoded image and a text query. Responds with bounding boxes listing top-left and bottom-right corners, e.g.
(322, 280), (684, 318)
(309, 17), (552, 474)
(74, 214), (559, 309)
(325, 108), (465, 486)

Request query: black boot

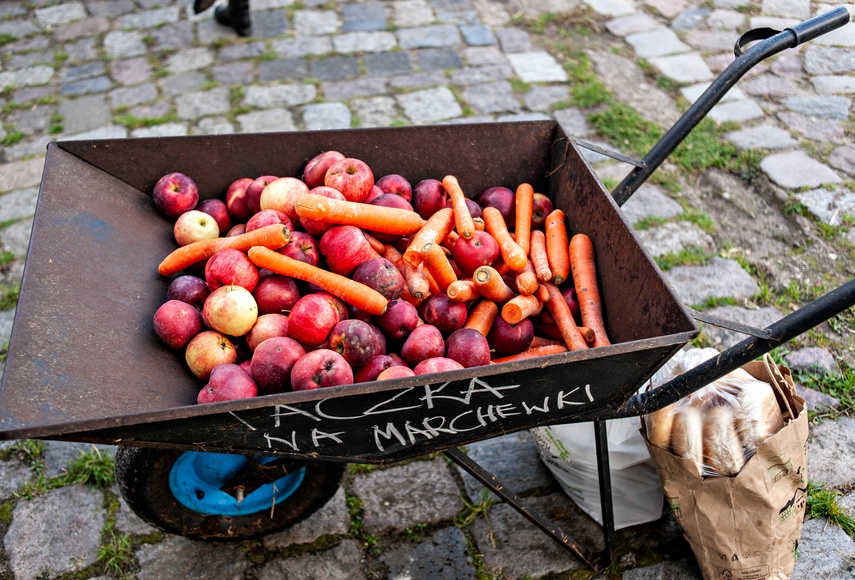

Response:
(193, 0), (217, 14)
(215, 0), (251, 37)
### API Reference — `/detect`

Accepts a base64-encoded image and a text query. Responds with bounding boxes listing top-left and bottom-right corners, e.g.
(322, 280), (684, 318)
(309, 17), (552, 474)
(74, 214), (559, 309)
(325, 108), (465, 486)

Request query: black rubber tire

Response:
(115, 447), (345, 541)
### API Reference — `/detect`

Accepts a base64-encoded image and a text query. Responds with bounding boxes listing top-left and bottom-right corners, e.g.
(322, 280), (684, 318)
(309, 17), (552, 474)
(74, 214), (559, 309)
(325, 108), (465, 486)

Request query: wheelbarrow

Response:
(0, 7), (852, 573)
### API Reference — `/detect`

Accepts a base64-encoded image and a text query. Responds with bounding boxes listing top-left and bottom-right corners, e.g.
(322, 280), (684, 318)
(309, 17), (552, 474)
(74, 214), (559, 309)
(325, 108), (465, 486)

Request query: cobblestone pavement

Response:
(0, 0), (855, 578)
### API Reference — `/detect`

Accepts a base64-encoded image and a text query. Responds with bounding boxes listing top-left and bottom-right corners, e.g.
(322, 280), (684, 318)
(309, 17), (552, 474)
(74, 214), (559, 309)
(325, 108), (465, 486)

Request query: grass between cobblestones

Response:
(15, 445), (114, 500)
(806, 482), (855, 538)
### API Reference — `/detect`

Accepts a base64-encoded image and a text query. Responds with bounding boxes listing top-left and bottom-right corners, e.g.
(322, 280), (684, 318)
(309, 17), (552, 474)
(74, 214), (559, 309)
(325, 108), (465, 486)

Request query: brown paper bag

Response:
(645, 356), (807, 580)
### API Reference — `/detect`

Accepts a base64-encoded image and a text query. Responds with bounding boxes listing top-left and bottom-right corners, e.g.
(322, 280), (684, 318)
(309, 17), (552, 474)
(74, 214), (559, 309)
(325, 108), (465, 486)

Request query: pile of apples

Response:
(151, 151), (583, 405)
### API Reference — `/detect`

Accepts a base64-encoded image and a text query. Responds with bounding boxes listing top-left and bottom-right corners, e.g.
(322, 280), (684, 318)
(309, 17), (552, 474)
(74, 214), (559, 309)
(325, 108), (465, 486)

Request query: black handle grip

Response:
(787, 5), (851, 46)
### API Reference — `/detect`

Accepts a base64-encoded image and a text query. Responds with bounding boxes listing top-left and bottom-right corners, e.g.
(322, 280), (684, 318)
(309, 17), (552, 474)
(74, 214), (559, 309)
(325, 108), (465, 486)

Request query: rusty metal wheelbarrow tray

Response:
(0, 120), (697, 463)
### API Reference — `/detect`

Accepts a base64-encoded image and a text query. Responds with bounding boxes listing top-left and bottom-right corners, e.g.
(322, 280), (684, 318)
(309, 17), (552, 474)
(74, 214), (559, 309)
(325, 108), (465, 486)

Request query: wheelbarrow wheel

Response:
(115, 447), (345, 541)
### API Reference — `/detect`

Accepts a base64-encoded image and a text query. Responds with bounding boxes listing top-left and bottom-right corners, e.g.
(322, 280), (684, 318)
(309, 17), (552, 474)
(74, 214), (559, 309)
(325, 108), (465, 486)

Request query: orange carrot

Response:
(578, 326), (596, 344)
(403, 208), (454, 267)
(248, 247), (387, 315)
(465, 299), (498, 336)
(530, 336), (565, 348)
(494, 259), (511, 276)
(422, 264), (441, 295)
(295, 194), (424, 235)
(544, 282), (588, 351)
(502, 294), (542, 324)
(472, 265), (516, 303)
(492, 344), (567, 364)
(482, 207), (527, 271)
(362, 231), (387, 254)
(442, 175), (475, 239)
(535, 284), (550, 303)
(569, 233), (611, 348)
(447, 279), (480, 302)
(530, 230), (552, 282)
(423, 242), (457, 292)
(545, 209), (570, 285)
(514, 183), (534, 256)
(473, 217), (485, 231)
(442, 229), (460, 252)
(515, 261), (539, 296)
(384, 244), (430, 301)
(158, 223), (290, 276)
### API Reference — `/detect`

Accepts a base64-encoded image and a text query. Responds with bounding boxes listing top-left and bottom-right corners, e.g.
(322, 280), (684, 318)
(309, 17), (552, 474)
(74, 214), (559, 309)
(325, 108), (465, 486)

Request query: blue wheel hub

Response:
(169, 452), (306, 516)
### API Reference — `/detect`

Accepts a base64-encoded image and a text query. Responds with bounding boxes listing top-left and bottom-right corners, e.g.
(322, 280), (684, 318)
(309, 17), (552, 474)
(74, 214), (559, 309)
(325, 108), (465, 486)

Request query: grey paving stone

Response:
(666, 258), (759, 306)
(112, 487), (158, 536)
(623, 560), (703, 579)
(433, 8), (479, 25)
(770, 51), (802, 77)
(462, 81), (520, 115)
(685, 29), (746, 51)
(6, 105), (55, 135)
(525, 85), (570, 112)
(58, 94), (111, 134)
(61, 76), (112, 96)
(506, 51), (567, 82)
(741, 73), (802, 97)
(236, 108), (297, 132)
(795, 187), (855, 224)
(784, 95), (851, 120)
(333, 31), (397, 53)
(135, 535), (249, 580)
(35, 2), (87, 26)
(310, 55), (359, 81)
(807, 416), (855, 488)
(42, 442), (114, 478)
(671, 8), (710, 30)
(8, 49), (53, 70)
(392, 0), (436, 28)
(706, 9), (746, 30)
(804, 45), (855, 75)
(342, 2), (387, 32)
(622, 184), (683, 225)
(302, 102), (351, 130)
(777, 111), (846, 144)
(0, 188), (39, 223)
(293, 9), (341, 35)
(796, 384), (840, 414)
(244, 84), (317, 108)
(389, 70), (450, 88)
(350, 459), (464, 533)
(149, 21), (193, 51)
(636, 221), (716, 258)
(381, 526), (476, 579)
(322, 78), (389, 100)
(263, 487), (349, 549)
(0, 158), (45, 194)
(462, 46), (508, 66)
(0, 309), (15, 347)
(131, 123), (188, 137)
(88, 0), (136, 17)
(680, 81), (746, 103)
(53, 17), (111, 42)
(460, 23), (496, 46)
(64, 38), (99, 64)
(272, 36), (333, 58)
(252, 9), (289, 38)
(364, 51), (412, 76)
(762, 0), (810, 18)
(166, 48), (214, 74)
(785, 347), (842, 375)
(259, 58), (309, 82)
(0, 458), (31, 500)
(606, 13), (660, 36)
(450, 64), (512, 84)
(62, 124), (127, 142)
(699, 305), (784, 349)
(5, 485), (106, 578)
(761, 151), (842, 189)
(397, 86), (462, 123)
(829, 144), (855, 177)
(792, 516), (855, 579)
(160, 71), (207, 97)
(583, 0), (635, 16)
(117, 6), (179, 28)
(219, 42), (266, 62)
(258, 540), (363, 580)
(0, 2), (26, 18)
(103, 30), (147, 59)
(649, 53), (715, 84)
(708, 99), (765, 123)
(812, 75), (855, 95)
(629, 28), (692, 58)
(725, 125), (797, 150)
(398, 24), (462, 49)
(176, 87), (230, 120)
(749, 15), (800, 29)
(0, 66), (55, 89)
(495, 27), (531, 53)
(193, 117), (235, 135)
(351, 95), (398, 127)
(471, 493), (601, 577)
(414, 47), (463, 71)
(4, 34), (50, 53)
(63, 61), (106, 82)
(212, 61), (256, 86)
(0, 20), (38, 40)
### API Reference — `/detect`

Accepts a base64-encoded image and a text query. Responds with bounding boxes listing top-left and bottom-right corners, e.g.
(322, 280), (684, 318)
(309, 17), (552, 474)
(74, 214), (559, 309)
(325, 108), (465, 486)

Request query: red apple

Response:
(412, 179), (448, 220)
(197, 198), (232, 234)
(376, 174), (412, 202)
(250, 336), (305, 393)
(246, 175), (278, 215)
(369, 194), (415, 242)
(167, 275), (210, 309)
(368, 322), (386, 356)
(227, 223), (246, 237)
(478, 186), (515, 229)
(348, 303), (374, 323)
(313, 291), (348, 323)
(364, 185), (384, 204)
(324, 157), (374, 203)
(376, 299), (418, 340)
(153, 299), (203, 349)
(401, 324), (445, 366)
(278, 231), (320, 267)
(561, 286), (582, 323)
(225, 177), (254, 221)
(451, 230), (500, 277)
(245, 209), (292, 233)
(328, 319), (378, 367)
(202, 285), (259, 337)
(288, 294), (340, 346)
(252, 275), (300, 315)
(239, 359), (253, 374)
(185, 331), (237, 380)
(320, 225), (378, 276)
(246, 313), (290, 351)
(445, 197), (482, 220)
(377, 365), (415, 380)
(153, 172), (199, 218)
(174, 210), (220, 246)
(354, 354), (406, 383)
(487, 316), (534, 355)
(205, 248), (259, 292)
(352, 257), (404, 301)
(303, 150), (345, 189)
(414, 357), (464, 375)
(260, 177), (310, 227)
(422, 294), (468, 336)
(445, 328), (491, 368)
(197, 363), (258, 404)
(531, 193), (553, 230)
(291, 349), (354, 390)
(300, 186), (346, 236)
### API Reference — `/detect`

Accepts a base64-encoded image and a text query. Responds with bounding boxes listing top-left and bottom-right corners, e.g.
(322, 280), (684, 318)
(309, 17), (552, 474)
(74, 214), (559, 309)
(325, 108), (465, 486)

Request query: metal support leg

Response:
(594, 419), (616, 565)
(444, 447), (601, 572)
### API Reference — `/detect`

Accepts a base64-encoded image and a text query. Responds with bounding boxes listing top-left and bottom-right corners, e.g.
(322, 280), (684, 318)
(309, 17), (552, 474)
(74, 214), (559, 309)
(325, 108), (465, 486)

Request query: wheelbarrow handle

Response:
(611, 6), (851, 206)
